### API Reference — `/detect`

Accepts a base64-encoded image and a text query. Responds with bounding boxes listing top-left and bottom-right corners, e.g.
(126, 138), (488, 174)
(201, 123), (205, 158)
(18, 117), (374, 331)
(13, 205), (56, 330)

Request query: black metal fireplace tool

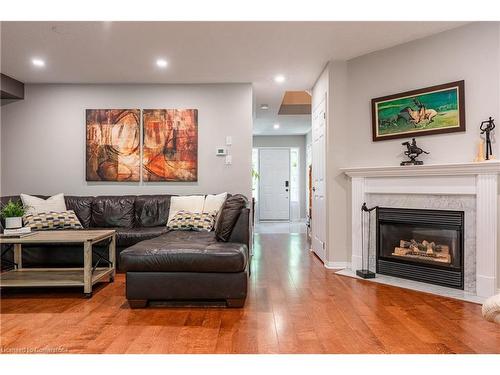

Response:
(357, 203), (378, 279)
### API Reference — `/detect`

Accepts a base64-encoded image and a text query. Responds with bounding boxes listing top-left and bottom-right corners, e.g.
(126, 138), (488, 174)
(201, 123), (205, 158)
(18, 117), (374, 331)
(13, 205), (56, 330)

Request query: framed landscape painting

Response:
(371, 80), (465, 142)
(86, 109), (140, 181)
(142, 109), (198, 181)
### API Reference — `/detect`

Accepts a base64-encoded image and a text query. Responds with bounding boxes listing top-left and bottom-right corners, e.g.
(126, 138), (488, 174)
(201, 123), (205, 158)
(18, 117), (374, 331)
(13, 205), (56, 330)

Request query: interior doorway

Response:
(252, 135), (310, 232)
(258, 148), (290, 221)
(311, 95), (327, 262)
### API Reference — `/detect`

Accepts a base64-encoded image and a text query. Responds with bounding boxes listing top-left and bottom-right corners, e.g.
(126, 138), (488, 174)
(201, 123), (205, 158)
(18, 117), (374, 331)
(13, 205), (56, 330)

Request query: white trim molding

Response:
(475, 174), (498, 297)
(343, 161), (500, 298)
(324, 261), (351, 270)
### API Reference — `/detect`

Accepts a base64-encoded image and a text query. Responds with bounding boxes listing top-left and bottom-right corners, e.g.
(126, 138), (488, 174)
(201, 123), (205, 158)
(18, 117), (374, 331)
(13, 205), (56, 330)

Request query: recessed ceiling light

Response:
(32, 58), (45, 67)
(274, 74), (285, 83)
(156, 59), (168, 68)
(273, 124), (280, 129)
(260, 104), (269, 110)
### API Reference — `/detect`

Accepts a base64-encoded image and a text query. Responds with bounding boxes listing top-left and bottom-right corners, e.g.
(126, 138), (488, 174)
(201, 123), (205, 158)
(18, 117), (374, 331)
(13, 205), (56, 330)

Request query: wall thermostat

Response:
(216, 147), (227, 156)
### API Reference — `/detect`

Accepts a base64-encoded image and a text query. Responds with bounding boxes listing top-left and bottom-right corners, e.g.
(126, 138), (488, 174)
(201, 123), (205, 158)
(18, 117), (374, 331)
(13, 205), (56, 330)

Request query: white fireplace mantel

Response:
(342, 161), (500, 298)
(342, 160), (500, 178)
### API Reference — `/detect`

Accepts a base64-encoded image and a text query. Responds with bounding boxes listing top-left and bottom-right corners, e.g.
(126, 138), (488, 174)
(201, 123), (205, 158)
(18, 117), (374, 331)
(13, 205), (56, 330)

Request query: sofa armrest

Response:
(227, 208), (250, 248)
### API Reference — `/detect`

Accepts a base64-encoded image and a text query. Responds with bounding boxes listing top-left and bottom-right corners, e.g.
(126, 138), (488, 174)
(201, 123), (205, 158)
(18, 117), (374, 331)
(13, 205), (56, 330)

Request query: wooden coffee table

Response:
(0, 230), (116, 297)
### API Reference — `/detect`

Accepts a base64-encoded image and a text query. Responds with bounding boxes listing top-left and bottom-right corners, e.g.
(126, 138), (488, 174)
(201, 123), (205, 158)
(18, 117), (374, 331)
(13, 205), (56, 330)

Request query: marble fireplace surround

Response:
(342, 161), (500, 299)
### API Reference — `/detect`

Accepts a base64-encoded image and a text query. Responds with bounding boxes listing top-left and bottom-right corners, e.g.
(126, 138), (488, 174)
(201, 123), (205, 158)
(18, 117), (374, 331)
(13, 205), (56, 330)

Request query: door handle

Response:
(312, 187), (316, 192)
(285, 181), (289, 187)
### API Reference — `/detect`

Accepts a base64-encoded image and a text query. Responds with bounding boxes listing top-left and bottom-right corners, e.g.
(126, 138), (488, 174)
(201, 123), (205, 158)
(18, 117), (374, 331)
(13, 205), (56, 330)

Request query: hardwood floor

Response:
(1, 233), (499, 354)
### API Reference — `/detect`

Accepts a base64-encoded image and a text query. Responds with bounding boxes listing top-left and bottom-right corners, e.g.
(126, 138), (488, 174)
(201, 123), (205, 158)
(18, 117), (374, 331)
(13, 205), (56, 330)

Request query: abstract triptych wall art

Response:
(85, 108), (198, 182)
(142, 109), (198, 182)
(86, 109), (141, 181)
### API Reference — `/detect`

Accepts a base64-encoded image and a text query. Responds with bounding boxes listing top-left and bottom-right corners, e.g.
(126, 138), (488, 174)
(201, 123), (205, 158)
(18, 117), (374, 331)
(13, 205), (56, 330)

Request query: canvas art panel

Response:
(86, 109), (141, 181)
(142, 109), (198, 181)
(371, 81), (465, 141)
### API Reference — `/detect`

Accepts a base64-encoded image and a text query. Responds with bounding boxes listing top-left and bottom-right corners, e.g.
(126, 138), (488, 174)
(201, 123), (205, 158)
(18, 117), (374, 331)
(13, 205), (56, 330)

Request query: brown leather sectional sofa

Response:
(0, 194), (250, 307)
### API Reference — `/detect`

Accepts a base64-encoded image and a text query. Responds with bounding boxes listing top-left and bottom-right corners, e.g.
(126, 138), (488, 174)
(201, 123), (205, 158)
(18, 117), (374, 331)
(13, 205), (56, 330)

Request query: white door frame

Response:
(311, 94), (327, 262)
(257, 147), (291, 222)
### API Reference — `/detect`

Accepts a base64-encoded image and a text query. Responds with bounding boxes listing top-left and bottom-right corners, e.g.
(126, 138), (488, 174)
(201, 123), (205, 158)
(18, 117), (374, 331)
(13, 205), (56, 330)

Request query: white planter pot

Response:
(5, 217), (23, 229)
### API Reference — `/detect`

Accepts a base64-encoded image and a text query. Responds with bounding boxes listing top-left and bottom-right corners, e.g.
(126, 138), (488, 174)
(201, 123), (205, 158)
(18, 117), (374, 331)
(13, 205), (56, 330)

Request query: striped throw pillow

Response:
(23, 210), (83, 231)
(167, 210), (217, 232)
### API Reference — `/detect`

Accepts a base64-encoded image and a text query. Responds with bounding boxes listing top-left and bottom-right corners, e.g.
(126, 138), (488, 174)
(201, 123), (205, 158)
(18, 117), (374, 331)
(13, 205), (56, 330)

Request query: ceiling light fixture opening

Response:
(32, 58), (45, 67)
(260, 104), (269, 110)
(274, 74), (285, 83)
(273, 124), (280, 129)
(156, 59), (168, 68)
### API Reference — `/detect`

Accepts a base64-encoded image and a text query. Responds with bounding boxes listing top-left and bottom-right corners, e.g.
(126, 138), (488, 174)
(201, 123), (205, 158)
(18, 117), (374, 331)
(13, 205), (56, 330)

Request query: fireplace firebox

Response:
(376, 207), (464, 289)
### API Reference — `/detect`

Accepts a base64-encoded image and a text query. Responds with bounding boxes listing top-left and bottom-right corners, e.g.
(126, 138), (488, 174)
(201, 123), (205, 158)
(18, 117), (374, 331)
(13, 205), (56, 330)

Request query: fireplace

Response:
(376, 207), (464, 289)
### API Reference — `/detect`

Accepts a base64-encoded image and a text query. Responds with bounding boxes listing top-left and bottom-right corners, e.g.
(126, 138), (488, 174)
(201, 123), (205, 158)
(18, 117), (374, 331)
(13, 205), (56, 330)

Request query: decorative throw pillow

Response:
(23, 210), (83, 231)
(203, 192), (228, 225)
(167, 210), (217, 232)
(215, 194), (248, 242)
(20, 193), (67, 216)
(167, 195), (206, 225)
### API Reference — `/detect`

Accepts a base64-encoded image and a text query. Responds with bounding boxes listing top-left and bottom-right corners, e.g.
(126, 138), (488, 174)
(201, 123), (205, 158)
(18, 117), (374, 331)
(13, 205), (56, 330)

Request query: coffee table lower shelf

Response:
(0, 267), (114, 296)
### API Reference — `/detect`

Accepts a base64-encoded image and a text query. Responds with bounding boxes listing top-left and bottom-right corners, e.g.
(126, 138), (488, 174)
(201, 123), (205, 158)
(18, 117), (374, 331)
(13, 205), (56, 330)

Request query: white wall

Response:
(305, 130), (312, 148)
(252, 135), (307, 219)
(1, 83), (253, 199)
(328, 61), (350, 265)
(305, 129), (312, 214)
(346, 22), (500, 167)
(313, 22), (500, 282)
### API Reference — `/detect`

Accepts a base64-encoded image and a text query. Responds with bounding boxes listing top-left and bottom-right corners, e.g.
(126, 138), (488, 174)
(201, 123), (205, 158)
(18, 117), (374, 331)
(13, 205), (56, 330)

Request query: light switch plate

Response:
(226, 136), (232, 146)
(216, 147), (227, 156)
(225, 155), (232, 165)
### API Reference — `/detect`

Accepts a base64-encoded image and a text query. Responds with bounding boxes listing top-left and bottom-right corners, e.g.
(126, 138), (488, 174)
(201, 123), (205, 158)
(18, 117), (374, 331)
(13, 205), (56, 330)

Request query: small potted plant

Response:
(1, 200), (26, 229)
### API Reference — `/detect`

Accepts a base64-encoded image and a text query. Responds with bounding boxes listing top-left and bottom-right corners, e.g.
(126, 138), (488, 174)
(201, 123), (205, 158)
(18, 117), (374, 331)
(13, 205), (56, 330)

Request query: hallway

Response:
(1, 233), (499, 353)
(253, 221), (307, 234)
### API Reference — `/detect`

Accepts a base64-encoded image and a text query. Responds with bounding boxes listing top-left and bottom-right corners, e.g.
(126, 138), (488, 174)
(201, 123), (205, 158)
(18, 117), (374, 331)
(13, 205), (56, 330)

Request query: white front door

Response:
(311, 96), (327, 262)
(259, 148), (290, 221)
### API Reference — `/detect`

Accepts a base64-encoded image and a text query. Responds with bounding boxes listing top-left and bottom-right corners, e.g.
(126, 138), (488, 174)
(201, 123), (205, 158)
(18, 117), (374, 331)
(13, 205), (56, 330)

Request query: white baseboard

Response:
(324, 261), (351, 269)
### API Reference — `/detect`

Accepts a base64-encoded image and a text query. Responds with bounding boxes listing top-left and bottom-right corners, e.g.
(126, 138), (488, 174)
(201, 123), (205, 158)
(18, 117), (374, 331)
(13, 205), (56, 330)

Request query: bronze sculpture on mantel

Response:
(480, 117), (495, 160)
(474, 117), (496, 162)
(400, 138), (429, 166)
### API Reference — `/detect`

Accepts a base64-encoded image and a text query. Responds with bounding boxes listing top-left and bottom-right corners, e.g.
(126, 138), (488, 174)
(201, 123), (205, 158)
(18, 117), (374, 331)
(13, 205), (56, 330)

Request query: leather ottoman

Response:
(120, 231), (249, 308)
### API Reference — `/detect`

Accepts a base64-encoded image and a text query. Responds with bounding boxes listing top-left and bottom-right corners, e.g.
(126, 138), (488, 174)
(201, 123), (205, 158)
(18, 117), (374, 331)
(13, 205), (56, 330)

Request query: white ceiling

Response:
(1, 21), (467, 135)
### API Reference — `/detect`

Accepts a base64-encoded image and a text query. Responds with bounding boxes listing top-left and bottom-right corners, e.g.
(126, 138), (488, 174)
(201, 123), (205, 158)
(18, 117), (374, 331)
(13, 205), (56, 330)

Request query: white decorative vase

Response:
(5, 217), (23, 229)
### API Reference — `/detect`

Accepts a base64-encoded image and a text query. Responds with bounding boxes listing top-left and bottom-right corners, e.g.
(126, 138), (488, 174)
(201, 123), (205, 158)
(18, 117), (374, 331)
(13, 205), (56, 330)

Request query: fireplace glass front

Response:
(376, 207), (464, 289)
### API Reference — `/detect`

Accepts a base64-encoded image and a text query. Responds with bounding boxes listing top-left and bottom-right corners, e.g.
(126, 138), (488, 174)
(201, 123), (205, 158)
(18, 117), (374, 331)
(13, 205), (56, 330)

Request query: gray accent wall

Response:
(346, 23), (500, 287)
(313, 22), (500, 287)
(0, 83), (253, 199)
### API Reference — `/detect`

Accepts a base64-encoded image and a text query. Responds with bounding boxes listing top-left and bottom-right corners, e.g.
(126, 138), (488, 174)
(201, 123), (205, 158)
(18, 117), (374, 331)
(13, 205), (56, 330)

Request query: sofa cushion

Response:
(215, 194), (248, 241)
(20, 193), (67, 215)
(65, 196), (93, 228)
(167, 195), (205, 224)
(92, 195), (135, 228)
(203, 192), (228, 225)
(23, 210), (83, 231)
(115, 226), (170, 247)
(120, 231), (247, 273)
(135, 195), (171, 227)
(167, 210), (216, 232)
